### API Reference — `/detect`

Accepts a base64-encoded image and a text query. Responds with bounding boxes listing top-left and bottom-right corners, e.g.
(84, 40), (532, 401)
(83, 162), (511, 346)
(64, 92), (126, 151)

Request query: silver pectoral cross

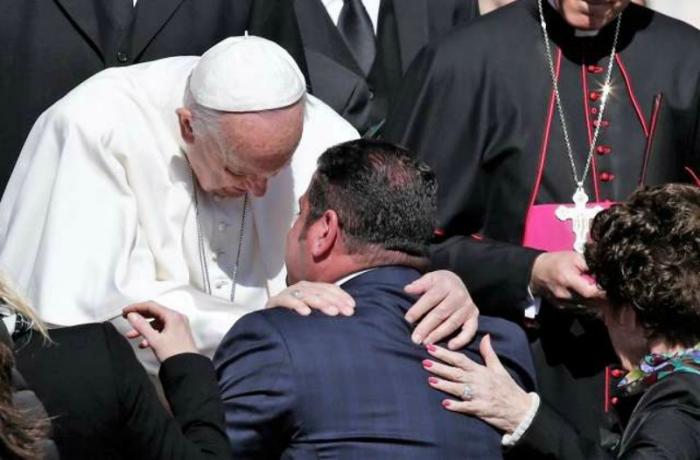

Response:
(555, 187), (604, 254)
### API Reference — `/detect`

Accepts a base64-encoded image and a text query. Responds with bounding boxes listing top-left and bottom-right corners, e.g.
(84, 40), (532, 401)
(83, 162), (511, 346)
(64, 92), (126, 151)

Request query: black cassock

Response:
(384, 0), (700, 457)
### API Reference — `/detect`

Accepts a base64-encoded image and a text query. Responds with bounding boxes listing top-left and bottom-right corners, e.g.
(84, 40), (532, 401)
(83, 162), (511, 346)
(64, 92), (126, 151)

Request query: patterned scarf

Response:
(618, 343), (700, 396)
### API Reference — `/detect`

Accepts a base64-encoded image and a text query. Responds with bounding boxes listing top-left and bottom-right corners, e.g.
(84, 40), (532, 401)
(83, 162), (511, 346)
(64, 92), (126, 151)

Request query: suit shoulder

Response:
(631, 6), (700, 58)
(415, 3), (533, 78)
(219, 308), (297, 349)
(478, 315), (528, 344)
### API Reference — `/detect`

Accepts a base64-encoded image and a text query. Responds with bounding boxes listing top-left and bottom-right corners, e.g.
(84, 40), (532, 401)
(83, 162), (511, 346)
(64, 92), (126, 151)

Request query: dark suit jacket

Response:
(215, 265), (536, 459)
(293, 0), (478, 134)
(15, 322), (230, 459)
(0, 0), (306, 193)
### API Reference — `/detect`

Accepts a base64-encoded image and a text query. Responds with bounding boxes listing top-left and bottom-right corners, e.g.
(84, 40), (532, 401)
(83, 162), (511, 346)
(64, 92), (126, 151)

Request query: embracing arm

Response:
(103, 323), (231, 460)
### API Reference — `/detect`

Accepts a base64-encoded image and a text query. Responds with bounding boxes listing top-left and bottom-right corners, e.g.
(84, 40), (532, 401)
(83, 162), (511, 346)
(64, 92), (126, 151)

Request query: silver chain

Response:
(190, 167), (248, 302)
(538, 0), (622, 190)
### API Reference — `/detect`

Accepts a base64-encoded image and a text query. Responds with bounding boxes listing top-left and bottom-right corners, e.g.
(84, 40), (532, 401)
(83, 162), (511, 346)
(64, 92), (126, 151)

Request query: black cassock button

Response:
(117, 51), (129, 64)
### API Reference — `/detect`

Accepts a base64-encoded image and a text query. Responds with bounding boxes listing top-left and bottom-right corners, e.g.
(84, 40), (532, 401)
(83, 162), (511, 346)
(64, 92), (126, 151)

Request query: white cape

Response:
(0, 56), (358, 365)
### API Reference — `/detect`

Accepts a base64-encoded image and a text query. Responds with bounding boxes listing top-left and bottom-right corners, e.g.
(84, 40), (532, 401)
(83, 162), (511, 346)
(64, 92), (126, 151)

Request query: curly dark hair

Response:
(585, 183), (700, 346)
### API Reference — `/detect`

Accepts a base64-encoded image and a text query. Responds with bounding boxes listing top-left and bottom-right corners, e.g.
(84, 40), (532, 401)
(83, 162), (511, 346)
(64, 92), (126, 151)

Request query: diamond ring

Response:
(461, 384), (474, 401)
(291, 289), (304, 300)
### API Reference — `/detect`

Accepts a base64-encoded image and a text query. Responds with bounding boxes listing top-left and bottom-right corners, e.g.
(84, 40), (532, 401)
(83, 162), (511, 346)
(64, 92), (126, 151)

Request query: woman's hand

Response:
(423, 335), (531, 433)
(122, 301), (198, 362)
(267, 281), (356, 316)
(405, 270), (479, 349)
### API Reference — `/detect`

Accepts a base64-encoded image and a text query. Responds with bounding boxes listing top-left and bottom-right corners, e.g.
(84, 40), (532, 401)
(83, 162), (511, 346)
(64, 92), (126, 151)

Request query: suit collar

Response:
(56, 0), (105, 61)
(55, 0), (186, 63)
(129, 0), (186, 61)
(340, 265), (422, 292)
(393, 0), (428, 74)
(294, 0), (366, 76)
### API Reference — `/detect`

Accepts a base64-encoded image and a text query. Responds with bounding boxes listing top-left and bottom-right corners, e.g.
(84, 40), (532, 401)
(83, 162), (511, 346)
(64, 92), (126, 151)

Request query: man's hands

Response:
(122, 301), (198, 363)
(405, 270), (479, 350)
(271, 271), (479, 350)
(265, 281), (356, 316)
(530, 251), (604, 306)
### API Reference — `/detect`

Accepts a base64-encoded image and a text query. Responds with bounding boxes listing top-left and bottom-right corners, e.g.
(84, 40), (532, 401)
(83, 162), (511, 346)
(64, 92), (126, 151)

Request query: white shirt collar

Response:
(321, 0), (381, 34)
(547, 0), (601, 36)
(335, 268), (374, 286)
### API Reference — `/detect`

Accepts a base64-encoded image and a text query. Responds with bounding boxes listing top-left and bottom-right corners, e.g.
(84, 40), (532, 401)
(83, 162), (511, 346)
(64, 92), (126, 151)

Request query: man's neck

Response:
(315, 250), (429, 285)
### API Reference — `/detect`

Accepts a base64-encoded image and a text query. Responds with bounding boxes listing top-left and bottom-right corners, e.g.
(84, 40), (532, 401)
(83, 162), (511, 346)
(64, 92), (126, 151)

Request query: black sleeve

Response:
(512, 400), (616, 460)
(619, 402), (700, 459)
(102, 323), (232, 460)
(382, 39), (541, 315)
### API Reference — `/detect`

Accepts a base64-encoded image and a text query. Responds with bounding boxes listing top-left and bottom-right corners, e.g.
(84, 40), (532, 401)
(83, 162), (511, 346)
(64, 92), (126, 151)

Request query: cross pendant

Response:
(554, 187), (604, 254)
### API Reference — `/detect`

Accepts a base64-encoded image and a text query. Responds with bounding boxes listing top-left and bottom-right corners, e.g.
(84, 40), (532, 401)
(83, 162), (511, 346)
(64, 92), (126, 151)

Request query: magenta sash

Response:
(522, 202), (615, 252)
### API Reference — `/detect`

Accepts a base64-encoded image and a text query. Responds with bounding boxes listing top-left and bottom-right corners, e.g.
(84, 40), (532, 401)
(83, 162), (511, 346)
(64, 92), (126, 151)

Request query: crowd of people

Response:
(0, 0), (698, 459)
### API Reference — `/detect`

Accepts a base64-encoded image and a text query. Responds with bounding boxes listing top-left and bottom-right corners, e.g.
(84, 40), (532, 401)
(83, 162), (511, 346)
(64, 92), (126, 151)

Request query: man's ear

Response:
(309, 210), (340, 260)
(176, 108), (195, 144)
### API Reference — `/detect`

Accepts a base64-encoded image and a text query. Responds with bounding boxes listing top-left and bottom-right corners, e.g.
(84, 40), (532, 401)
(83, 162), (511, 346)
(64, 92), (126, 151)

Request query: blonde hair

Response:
(0, 273), (49, 339)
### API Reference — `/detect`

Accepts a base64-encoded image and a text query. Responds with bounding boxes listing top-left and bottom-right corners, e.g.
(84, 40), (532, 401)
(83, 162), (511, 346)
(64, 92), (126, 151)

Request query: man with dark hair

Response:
(214, 139), (536, 459)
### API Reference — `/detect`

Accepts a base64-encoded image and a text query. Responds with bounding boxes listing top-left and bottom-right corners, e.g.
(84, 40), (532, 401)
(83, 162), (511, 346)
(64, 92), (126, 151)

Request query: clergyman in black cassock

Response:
(292, 0), (479, 136)
(383, 0), (700, 456)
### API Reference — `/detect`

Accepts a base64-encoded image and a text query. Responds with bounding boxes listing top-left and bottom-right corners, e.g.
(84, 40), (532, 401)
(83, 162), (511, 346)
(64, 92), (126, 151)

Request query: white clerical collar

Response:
(547, 0), (600, 37)
(335, 268), (374, 286)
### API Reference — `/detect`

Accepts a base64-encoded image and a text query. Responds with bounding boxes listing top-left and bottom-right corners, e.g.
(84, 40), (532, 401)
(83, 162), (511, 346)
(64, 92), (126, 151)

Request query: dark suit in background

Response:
(215, 266), (536, 459)
(293, 0), (478, 135)
(0, 0), (305, 193)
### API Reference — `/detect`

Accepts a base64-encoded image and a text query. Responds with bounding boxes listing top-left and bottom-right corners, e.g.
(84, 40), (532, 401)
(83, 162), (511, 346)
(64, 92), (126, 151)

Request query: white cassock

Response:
(0, 56), (358, 372)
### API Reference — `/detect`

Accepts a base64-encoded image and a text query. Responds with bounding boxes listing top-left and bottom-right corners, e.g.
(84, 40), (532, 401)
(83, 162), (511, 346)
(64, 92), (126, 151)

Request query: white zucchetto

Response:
(189, 35), (306, 112)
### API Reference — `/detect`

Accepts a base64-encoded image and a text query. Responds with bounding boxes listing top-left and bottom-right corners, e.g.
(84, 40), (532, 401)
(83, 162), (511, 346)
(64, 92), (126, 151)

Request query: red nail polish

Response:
(422, 359), (433, 368)
(442, 400), (451, 408)
(428, 377), (438, 385)
(426, 344), (436, 352)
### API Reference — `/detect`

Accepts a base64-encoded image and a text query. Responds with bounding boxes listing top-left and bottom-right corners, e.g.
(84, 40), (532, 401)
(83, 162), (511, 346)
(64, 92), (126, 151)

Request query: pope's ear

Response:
(176, 108), (195, 143)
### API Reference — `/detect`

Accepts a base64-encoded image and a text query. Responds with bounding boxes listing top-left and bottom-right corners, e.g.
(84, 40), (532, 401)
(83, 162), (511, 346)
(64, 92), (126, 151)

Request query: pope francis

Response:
(0, 36), (359, 372)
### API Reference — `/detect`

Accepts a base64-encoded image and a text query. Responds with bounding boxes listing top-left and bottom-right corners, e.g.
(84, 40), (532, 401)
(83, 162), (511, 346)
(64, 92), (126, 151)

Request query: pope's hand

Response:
(122, 301), (198, 362)
(267, 281), (356, 316)
(530, 250), (605, 307)
(404, 270), (479, 350)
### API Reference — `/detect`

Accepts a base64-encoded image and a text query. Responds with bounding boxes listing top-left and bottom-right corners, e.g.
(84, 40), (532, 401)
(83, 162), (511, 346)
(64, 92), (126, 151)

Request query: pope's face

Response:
(183, 101), (304, 198)
(556, 0), (630, 30)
